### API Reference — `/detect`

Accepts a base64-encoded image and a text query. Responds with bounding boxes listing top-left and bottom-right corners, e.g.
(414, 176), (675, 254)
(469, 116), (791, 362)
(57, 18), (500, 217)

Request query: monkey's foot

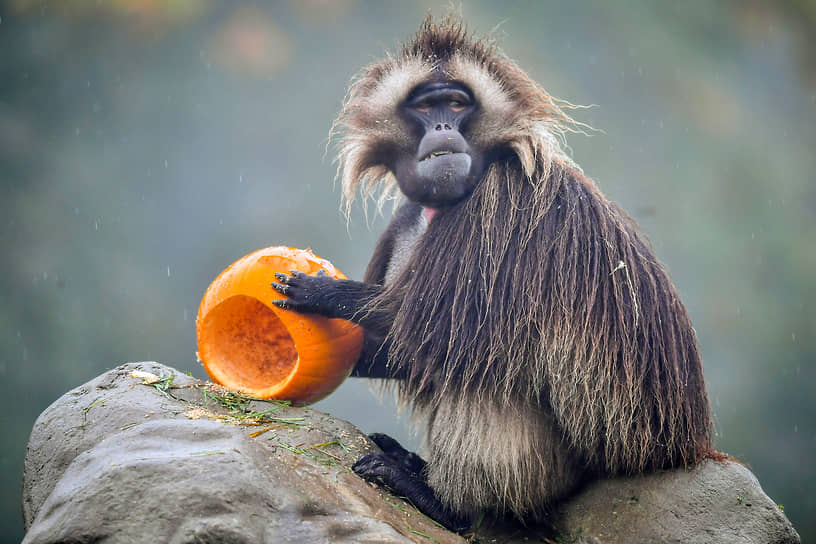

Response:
(367, 432), (427, 476)
(353, 437), (470, 533)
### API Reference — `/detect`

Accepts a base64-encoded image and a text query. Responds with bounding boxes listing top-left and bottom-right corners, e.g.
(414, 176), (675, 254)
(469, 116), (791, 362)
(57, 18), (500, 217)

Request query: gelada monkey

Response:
(272, 16), (713, 531)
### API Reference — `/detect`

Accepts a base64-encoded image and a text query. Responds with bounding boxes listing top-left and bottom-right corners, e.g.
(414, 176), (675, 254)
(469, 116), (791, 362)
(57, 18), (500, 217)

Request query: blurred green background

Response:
(1, 0), (813, 541)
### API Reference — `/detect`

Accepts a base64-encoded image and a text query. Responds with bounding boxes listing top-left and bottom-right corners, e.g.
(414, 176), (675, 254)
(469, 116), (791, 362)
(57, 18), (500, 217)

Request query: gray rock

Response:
(22, 362), (800, 544)
(553, 458), (801, 544)
(23, 362), (463, 544)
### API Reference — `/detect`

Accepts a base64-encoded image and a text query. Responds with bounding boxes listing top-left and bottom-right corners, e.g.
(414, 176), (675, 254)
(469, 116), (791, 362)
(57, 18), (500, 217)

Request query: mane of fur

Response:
(338, 17), (712, 475)
(378, 155), (712, 473)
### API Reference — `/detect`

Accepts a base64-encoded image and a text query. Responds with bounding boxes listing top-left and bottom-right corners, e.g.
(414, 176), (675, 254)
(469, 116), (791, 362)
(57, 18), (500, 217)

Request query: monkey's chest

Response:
(383, 210), (429, 284)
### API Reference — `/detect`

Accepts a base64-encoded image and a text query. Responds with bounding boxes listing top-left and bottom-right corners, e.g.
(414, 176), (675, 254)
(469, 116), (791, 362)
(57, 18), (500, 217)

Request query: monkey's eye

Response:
(414, 102), (431, 114)
(448, 100), (466, 112)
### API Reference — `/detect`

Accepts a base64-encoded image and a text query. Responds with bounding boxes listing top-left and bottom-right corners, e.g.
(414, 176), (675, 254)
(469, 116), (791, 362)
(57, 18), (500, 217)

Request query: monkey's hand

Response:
(353, 436), (471, 533)
(271, 270), (344, 317)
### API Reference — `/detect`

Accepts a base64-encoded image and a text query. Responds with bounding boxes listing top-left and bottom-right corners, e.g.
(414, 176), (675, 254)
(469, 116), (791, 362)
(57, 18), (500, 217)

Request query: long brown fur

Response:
(335, 16), (712, 520)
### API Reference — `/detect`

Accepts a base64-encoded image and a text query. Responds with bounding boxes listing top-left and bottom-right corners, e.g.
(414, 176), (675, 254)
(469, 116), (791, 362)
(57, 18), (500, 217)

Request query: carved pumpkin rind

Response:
(196, 246), (364, 405)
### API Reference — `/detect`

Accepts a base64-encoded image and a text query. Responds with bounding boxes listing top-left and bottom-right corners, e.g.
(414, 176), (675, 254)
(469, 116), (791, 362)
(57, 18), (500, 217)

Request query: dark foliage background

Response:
(1, 1), (813, 541)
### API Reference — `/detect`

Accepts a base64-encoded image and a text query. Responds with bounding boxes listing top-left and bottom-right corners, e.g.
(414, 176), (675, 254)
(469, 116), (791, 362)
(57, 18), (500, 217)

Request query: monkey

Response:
(271, 16), (713, 532)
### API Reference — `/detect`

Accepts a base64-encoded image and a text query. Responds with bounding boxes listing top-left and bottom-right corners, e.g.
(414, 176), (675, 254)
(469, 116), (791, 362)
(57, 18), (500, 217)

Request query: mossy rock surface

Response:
(22, 362), (462, 544)
(22, 362), (800, 544)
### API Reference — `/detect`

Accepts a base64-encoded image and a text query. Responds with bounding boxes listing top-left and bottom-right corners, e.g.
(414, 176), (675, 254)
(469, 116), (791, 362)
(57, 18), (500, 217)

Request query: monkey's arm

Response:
(271, 203), (423, 378)
(271, 270), (381, 325)
(270, 272), (398, 379)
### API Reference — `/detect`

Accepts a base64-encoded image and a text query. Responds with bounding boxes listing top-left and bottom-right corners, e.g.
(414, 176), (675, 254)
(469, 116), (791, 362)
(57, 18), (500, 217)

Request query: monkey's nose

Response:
(434, 123), (452, 131)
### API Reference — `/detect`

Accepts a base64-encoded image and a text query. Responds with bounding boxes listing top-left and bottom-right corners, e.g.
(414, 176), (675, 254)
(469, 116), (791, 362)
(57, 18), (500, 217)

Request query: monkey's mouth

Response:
(415, 150), (473, 194)
(419, 149), (468, 162)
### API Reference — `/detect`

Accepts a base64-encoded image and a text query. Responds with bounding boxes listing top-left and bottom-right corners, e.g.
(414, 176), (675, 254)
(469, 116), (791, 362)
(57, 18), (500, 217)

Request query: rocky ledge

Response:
(22, 362), (800, 544)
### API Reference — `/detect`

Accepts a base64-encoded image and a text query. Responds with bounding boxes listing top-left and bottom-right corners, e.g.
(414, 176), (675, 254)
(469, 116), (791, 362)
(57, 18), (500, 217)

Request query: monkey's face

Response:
(337, 36), (576, 209)
(391, 81), (485, 209)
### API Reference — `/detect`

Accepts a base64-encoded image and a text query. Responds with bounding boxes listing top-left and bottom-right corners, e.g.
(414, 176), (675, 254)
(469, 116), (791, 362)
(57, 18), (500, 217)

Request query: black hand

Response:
(271, 269), (339, 316)
(271, 272), (385, 325)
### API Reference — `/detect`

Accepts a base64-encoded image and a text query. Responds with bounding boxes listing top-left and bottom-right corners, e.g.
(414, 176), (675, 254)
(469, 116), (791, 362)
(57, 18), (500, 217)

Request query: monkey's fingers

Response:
(270, 281), (290, 296)
(273, 271), (298, 283)
(352, 453), (397, 487)
(270, 295), (313, 312)
(271, 270), (313, 296)
(270, 280), (317, 314)
(368, 433), (409, 458)
(368, 434), (427, 476)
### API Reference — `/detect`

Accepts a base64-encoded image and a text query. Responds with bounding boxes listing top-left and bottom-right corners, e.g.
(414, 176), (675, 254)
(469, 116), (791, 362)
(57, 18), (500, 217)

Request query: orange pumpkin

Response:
(196, 246), (364, 405)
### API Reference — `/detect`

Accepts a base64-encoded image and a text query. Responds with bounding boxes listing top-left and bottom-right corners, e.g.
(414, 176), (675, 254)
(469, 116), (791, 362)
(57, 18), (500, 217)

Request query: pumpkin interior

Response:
(200, 294), (298, 390)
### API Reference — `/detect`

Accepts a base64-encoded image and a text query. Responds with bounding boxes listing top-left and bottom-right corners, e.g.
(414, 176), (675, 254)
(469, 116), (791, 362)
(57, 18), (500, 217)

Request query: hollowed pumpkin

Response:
(196, 246), (363, 405)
